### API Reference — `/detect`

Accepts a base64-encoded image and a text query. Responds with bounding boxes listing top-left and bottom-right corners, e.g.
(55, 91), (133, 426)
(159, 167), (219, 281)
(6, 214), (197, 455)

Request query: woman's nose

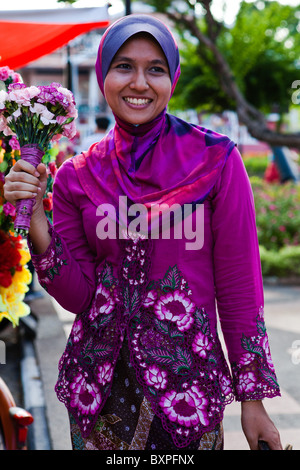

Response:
(130, 69), (149, 90)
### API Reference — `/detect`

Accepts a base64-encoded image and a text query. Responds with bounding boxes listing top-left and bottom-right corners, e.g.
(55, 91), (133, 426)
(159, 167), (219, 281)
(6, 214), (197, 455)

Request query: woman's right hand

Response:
(4, 159), (52, 254)
(4, 159), (48, 215)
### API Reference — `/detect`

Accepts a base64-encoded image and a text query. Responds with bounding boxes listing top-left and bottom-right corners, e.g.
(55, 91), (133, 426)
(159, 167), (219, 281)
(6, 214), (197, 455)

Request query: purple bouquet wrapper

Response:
(14, 144), (45, 236)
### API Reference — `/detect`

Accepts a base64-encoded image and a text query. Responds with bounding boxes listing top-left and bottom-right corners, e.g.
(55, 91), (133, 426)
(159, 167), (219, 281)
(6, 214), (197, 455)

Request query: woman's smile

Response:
(104, 34), (172, 125)
(123, 96), (153, 106)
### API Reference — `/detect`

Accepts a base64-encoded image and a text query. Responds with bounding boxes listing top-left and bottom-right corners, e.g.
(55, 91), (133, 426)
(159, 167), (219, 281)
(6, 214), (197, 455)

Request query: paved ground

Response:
(1, 282), (300, 451)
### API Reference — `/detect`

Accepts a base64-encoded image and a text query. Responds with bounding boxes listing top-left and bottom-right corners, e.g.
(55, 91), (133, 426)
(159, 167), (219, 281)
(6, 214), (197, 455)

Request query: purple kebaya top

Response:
(28, 140), (280, 447)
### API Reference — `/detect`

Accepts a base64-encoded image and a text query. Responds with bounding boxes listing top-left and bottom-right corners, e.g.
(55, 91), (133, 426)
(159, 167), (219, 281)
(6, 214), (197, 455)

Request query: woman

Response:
(4, 14), (282, 450)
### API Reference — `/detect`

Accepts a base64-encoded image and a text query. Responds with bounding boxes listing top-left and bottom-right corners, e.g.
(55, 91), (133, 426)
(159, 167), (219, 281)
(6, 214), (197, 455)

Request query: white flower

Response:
(12, 107), (22, 118)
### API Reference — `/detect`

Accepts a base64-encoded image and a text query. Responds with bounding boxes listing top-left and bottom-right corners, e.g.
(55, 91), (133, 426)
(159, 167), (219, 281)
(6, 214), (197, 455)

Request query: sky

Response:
(0, 0), (299, 24)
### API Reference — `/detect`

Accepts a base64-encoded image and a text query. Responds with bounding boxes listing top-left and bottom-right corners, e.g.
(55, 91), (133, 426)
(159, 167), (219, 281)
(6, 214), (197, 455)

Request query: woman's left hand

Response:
(241, 400), (283, 450)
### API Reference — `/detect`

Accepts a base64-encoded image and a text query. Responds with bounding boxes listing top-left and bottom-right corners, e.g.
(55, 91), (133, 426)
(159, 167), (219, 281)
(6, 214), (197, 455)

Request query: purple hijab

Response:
(73, 14), (235, 217)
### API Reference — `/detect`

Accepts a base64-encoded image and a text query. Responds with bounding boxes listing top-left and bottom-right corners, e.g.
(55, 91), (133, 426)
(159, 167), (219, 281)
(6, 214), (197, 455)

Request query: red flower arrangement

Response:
(0, 230), (23, 288)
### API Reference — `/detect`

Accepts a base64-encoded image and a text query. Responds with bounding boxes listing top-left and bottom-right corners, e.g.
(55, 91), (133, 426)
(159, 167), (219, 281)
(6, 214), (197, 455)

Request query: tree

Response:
(146, 0), (300, 149)
(56, 0), (300, 148)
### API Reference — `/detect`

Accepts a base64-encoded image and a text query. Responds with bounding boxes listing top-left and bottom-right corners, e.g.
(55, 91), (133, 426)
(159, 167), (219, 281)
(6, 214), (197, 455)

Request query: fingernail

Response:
(34, 171), (40, 177)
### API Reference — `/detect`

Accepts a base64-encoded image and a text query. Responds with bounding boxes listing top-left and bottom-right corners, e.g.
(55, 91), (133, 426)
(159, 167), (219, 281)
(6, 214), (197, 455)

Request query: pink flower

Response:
(144, 365), (168, 390)
(154, 290), (194, 332)
(237, 372), (256, 394)
(70, 373), (101, 416)
(62, 120), (77, 139)
(143, 290), (157, 307)
(97, 362), (113, 386)
(8, 86), (40, 106)
(219, 373), (232, 395)
(3, 201), (16, 217)
(48, 161), (57, 177)
(0, 66), (10, 81)
(239, 352), (255, 366)
(89, 284), (115, 321)
(192, 331), (213, 358)
(9, 136), (20, 150)
(159, 385), (209, 428)
(72, 319), (83, 343)
(0, 115), (13, 136)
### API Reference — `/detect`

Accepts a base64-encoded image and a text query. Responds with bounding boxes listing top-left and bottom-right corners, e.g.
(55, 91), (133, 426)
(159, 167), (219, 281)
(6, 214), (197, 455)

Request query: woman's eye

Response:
(150, 66), (166, 73)
(116, 63), (131, 70)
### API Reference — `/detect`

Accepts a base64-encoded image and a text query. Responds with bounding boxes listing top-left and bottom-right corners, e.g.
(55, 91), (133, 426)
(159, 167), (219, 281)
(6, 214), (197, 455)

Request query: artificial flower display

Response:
(0, 229), (32, 327)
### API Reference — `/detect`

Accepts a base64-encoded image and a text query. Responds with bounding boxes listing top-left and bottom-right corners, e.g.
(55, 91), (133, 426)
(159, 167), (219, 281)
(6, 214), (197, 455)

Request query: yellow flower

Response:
(0, 239), (32, 327)
(19, 246), (31, 266)
(0, 266), (32, 327)
(12, 266), (32, 294)
(0, 283), (30, 327)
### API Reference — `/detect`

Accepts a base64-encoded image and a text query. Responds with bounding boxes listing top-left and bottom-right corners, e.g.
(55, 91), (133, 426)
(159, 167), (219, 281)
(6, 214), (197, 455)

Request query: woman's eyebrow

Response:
(112, 55), (168, 67)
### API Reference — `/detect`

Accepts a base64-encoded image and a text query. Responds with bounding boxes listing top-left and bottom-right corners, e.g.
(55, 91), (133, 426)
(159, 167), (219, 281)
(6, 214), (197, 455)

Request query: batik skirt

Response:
(69, 339), (224, 451)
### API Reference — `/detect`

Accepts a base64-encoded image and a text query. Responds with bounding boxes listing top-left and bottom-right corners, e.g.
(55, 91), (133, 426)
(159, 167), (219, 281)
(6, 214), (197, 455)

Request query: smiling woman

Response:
(4, 14), (282, 451)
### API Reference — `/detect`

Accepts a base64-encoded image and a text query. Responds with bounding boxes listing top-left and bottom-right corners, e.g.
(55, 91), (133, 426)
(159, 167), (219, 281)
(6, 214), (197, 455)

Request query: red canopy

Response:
(0, 7), (110, 70)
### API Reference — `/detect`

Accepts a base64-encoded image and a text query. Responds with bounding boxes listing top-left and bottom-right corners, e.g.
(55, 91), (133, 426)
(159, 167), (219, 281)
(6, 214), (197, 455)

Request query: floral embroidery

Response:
(97, 362), (114, 386)
(126, 264), (234, 447)
(54, 236), (280, 447)
(28, 225), (67, 290)
(154, 290), (194, 332)
(192, 330), (213, 358)
(55, 235), (152, 439)
(231, 306), (280, 401)
(144, 365), (168, 390)
(159, 386), (209, 429)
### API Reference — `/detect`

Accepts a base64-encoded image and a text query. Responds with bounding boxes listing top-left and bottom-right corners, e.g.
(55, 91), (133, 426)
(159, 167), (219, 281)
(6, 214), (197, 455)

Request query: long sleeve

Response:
(28, 158), (97, 314)
(211, 147), (280, 401)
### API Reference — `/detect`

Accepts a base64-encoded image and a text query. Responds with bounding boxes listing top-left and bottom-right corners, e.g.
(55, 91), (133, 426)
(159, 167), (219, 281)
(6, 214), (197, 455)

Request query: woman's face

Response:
(104, 35), (172, 125)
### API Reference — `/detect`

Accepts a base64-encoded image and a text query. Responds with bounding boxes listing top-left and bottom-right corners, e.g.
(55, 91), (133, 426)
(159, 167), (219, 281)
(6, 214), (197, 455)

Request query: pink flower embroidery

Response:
(192, 331), (213, 358)
(70, 373), (101, 416)
(97, 362), (113, 386)
(72, 319), (83, 343)
(238, 372), (256, 394)
(159, 385), (209, 428)
(154, 290), (194, 332)
(143, 290), (157, 307)
(239, 352), (255, 366)
(94, 284), (115, 315)
(144, 365), (168, 390)
(219, 373), (232, 395)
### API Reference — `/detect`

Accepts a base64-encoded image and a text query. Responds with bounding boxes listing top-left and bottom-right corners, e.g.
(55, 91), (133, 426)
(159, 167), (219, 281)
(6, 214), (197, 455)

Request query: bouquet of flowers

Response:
(0, 81), (77, 236)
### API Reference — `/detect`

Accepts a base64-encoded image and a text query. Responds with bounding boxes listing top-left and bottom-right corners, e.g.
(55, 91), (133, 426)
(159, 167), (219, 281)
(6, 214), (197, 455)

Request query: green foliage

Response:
(169, 39), (235, 112)
(250, 177), (300, 252)
(259, 245), (300, 278)
(243, 155), (269, 177)
(246, 173), (300, 278)
(226, 1), (300, 113)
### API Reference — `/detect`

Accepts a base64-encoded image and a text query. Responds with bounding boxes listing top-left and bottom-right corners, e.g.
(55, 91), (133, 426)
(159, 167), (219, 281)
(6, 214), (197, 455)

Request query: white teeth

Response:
(124, 97), (151, 105)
